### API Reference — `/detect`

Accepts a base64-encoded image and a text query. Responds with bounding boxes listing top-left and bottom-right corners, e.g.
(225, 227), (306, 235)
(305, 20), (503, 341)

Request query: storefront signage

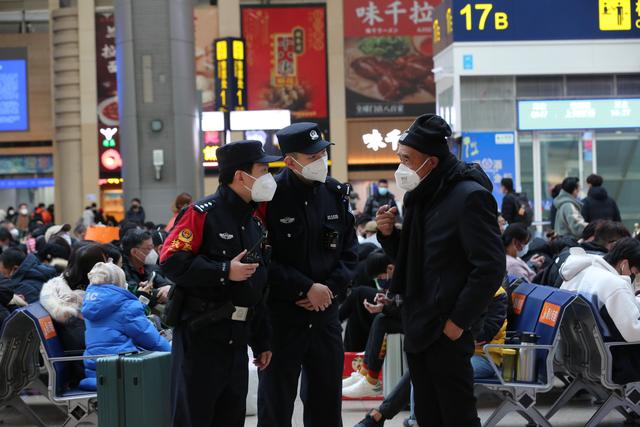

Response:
(344, 0), (439, 117)
(95, 13), (121, 177)
(461, 131), (515, 207)
(434, 0), (640, 54)
(0, 57), (28, 132)
(241, 5), (328, 120)
(0, 178), (54, 189)
(214, 37), (246, 112)
(348, 119), (413, 164)
(362, 128), (403, 151)
(518, 98), (640, 130)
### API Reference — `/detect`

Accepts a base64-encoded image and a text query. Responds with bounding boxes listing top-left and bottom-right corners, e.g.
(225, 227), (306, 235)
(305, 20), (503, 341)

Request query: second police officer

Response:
(160, 141), (280, 427)
(257, 123), (358, 427)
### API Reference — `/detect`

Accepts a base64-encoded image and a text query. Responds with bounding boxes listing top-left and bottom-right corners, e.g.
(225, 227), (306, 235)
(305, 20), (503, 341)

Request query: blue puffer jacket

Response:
(79, 284), (170, 391)
(9, 254), (57, 303)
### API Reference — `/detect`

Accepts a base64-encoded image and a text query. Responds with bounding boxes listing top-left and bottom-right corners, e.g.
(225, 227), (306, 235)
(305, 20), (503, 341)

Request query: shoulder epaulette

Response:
(193, 196), (217, 213)
(325, 177), (351, 197)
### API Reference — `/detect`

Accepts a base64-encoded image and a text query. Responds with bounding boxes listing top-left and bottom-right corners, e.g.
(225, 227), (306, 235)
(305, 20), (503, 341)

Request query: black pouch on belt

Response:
(162, 285), (185, 327)
(189, 301), (236, 332)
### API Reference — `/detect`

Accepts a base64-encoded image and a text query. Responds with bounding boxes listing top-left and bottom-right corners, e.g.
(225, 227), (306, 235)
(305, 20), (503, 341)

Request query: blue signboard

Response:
(518, 98), (640, 130)
(0, 178), (54, 189)
(462, 131), (516, 208)
(0, 59), (28, 132)
(433, 0), (640, 53)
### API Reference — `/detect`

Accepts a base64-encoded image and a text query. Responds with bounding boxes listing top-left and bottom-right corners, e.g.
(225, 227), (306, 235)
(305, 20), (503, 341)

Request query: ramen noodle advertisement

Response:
(344, 0), (440, 118)
(241, 5), (328, 120)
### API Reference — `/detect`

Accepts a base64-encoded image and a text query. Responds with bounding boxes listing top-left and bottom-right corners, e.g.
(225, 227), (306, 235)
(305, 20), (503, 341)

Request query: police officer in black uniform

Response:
(257, 123), (358, 427)
(160, 140), (280, 427)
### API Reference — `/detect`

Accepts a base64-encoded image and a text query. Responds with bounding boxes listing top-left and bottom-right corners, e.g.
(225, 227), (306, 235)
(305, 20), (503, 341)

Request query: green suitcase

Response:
(97, 351), (171, 427)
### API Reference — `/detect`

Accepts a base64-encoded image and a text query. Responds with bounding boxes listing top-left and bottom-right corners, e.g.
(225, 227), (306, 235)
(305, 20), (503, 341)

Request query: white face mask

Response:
(144, 249), (159, 265)
(292, 155), (328, 183)
(394, 157), (431, 192)
(19, 208), (28, 216)
(9, 229), (19, 239)
(517, 242), (530, 258)
(243, 172), (277, 202)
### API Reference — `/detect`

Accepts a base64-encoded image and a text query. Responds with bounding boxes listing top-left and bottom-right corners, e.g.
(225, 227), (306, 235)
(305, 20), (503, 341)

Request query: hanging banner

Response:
(194, 5), (219, 112)
(461, 131), (516, 208)
(343, 0), (440, 118)
(241, 5), (328, 120)
(95, 12), (122, 177)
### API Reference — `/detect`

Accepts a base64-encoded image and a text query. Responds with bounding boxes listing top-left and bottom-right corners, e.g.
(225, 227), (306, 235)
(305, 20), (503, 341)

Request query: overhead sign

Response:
(433, 0), (640, 54)
(461, 131), (516, 208)
(214, 37), (247, 112)
(518, 98), (640, 130)
(0, 59), (28, 132)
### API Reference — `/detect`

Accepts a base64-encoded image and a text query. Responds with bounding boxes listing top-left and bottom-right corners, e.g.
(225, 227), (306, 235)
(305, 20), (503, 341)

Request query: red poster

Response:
(95, 12), (122, 176)
(343, 0), (440, 118)
(241, 6), (328, 119)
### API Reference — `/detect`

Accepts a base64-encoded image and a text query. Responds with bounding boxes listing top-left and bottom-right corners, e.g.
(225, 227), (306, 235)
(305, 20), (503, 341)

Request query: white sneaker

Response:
(342, 372), (365, 388)
(342, 377), (383, 398)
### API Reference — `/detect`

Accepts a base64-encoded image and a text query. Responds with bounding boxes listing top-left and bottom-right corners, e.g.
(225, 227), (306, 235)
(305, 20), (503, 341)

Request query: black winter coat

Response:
(379, 154), (505, 354)
(582, 187), (622, 223)
(7, 254), (57, 303)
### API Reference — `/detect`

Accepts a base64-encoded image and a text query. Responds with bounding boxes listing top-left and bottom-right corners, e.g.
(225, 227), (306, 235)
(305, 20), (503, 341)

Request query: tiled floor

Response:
(2, 391), (631, 427)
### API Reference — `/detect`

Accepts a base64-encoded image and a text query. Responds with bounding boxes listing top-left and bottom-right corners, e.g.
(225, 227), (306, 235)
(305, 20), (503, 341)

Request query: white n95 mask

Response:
(293, 156), (328, 183)
(244, 172), (277, 202)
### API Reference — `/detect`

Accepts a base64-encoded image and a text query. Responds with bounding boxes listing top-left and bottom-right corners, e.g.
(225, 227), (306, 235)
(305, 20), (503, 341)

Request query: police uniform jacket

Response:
(259, 167), (358, 323)
(160, 185), (270, 354)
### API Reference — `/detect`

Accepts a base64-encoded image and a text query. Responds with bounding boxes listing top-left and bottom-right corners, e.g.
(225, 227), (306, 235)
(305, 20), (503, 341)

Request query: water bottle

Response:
(516, 332), (539, 382)
(502, 349), (517, 382)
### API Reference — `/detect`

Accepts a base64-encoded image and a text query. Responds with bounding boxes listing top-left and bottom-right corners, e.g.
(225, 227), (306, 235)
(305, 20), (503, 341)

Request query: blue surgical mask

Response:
(378, 187), (388, 196)
(517, 243), (530, 258)
(374, 277), (391, 290)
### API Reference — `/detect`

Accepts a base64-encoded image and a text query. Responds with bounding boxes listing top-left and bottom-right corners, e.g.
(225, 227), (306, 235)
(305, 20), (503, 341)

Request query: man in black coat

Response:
(582, 174), (622, 222)
(363, 179), (399, 220)
(376, 114), (505, 427)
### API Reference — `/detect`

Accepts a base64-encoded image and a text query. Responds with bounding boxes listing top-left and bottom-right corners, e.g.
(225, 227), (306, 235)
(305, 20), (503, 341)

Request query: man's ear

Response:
(283, 155), (294, 169)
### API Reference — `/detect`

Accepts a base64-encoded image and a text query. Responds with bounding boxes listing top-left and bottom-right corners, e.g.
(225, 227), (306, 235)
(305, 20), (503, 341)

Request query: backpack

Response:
(515, 193), (533, 227)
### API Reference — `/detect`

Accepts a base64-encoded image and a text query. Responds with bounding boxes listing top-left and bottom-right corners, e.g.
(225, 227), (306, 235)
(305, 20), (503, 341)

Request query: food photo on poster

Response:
(344, 0), (440, 117)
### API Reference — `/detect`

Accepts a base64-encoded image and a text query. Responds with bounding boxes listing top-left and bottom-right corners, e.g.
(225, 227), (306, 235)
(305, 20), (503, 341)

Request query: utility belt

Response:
(162, 285), (253, 330)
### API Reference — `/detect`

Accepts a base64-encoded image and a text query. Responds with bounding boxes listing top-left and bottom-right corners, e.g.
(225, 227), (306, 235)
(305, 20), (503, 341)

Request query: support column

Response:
(49, 0), (100, 225)
(115, 0), (201, 224)
(326, 0), (349, 183)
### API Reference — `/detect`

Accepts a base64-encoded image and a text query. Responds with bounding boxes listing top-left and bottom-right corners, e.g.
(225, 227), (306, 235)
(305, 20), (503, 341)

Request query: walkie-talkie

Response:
(241, 235), (265, 263)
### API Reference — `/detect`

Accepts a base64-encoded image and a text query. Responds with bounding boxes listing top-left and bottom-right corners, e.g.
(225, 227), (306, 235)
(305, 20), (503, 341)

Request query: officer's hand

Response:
(443, 319), (464, 341)
(307, 283), (333, 311)
(295, 298), (316, 311)
(229, 250), (259, 282)
(376, 205), (398, 237)
(254, 351), (273, 371)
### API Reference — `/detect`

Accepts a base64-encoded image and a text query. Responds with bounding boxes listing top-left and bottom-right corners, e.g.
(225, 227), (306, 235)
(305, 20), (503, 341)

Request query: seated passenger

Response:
(503, 224), (543, 282)
(561, 237), (640, 382)
(0, 248), (56, 303)
(79, 261), (170, 391)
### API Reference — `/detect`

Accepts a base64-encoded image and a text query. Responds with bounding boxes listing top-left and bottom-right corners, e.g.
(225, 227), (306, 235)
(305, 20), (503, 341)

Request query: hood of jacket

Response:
(554, 189), (581, 210)
(560, 247), (618, 282)
(40, 275), (86, 322)
(588, 186), (608, 201)
(442, 155), (494, 194)
(12, 253), (56, 284)
(82, 284), (138, 322)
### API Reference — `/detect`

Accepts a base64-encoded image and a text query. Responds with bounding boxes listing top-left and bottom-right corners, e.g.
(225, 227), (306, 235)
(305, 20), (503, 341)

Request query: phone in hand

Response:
(241, 236), (264, 264)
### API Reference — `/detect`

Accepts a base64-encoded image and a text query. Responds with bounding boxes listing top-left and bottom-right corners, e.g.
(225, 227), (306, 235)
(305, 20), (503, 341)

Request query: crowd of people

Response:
(1, 113), (639, 427)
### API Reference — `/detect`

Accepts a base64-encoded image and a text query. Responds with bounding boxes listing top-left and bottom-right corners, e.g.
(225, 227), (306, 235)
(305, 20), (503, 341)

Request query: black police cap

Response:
(275, 122), (333, 155)
(217, 140), (282, 172)
(399, 114), (452, 158)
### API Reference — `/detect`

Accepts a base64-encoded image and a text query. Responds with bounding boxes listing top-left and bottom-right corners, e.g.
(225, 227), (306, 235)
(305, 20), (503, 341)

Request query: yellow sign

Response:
(599, 0), (632, 30)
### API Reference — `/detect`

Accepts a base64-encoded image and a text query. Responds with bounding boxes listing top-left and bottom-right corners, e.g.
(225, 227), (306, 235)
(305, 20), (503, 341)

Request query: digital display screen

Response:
(518, 99), (640, 130)
(0, 59), (28, 132)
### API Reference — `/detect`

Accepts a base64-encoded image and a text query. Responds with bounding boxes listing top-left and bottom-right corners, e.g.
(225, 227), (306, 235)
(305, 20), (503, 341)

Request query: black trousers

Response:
(170, 324), (248, 427)
(257, 315), (344, 427)
(364, 313), (403, 374)
(339, 286), (378, 352)
(406, 331), (480, 427)
(379, 371), (411, 420)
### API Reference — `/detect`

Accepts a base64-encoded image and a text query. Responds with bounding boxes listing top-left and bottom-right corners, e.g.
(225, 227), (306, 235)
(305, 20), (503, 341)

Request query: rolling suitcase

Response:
(97, 351), (171, 427)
